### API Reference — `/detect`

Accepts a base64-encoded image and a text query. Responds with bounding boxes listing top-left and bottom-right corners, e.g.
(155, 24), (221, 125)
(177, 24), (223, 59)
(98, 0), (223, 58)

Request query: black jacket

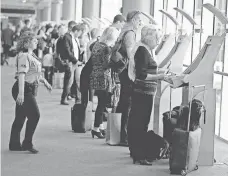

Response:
(60, 33), (80, 64)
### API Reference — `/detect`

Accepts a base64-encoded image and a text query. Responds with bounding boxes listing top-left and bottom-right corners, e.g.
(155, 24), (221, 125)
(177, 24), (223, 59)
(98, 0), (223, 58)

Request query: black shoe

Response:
(9, 145), (22, 151)
(61, 100), (69, 105)
(119, 142), (129, 147)
(91, 130), (105, 139)
(133, 158), (152, 166)
(100, 129), (106, 136)
(22, 146), (39, 154)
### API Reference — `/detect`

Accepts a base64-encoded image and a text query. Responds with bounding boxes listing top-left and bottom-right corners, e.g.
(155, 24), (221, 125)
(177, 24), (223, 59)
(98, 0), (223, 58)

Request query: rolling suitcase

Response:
(169, 85), (206, 176)
(71, 102), (94, 133)
(71, 104), (86, 133)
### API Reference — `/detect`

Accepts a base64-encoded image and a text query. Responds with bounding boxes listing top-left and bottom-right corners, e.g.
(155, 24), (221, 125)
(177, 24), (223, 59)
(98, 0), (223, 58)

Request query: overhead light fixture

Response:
(22, 0), (27, 3)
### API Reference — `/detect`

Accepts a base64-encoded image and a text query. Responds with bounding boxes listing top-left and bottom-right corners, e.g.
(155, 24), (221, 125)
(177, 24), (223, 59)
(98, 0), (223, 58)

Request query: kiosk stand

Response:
(165, 3), (228, 166)
(151, 9), (195, 135)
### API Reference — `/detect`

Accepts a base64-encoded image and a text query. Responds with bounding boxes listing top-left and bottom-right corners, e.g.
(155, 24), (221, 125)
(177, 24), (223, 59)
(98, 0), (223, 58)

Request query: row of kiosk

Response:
(147, 3), (228, 166)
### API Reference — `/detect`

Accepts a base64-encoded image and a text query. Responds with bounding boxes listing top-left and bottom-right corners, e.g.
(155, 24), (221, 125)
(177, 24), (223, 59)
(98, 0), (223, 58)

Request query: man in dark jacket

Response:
(60, 21), (83, 105)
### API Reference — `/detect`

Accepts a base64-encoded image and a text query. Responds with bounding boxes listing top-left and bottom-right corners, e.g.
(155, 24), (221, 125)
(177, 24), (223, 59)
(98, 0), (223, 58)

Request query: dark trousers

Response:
(1, 44), (11, 65)
(9, 82), (40, 148)
(81, 87), (94, 108)
(116, 69), (133, 144)
(43, 66), (53, 86)
(128, 91), (153, 160)
(61, 63), (74, 102)
(94, 90), (109, 128)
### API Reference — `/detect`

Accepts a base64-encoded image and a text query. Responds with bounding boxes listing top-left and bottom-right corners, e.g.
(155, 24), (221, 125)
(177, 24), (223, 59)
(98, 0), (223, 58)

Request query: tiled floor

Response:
(1, 66), (228, 176)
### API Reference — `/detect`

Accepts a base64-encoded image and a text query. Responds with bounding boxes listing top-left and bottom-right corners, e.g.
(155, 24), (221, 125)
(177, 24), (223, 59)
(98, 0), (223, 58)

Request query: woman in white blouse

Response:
(9, 31), (52, 154)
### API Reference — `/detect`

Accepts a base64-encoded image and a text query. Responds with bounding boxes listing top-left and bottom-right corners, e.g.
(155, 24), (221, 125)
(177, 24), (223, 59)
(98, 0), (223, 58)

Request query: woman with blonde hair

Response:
(90, 27), (120, 138)
(9, 31), (52, 154)
(127, 25), (168, 165)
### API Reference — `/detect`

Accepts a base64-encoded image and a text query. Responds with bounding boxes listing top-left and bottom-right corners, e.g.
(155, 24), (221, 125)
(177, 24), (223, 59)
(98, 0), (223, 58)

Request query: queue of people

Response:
(4, 11), (170, 166)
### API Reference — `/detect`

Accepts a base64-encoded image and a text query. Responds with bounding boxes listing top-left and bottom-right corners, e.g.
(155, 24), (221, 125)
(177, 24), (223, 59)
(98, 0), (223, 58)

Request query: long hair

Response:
(99, 27), (120, 44)
(16, 31), (36, 53)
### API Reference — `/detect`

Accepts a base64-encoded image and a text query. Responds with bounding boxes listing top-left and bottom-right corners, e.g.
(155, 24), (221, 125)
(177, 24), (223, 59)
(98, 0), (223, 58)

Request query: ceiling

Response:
(1, 0), (55, 9)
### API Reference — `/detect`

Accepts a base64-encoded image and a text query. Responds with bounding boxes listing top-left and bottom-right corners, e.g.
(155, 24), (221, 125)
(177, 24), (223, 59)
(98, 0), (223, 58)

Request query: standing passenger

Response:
(115, 10), (142, 146)
(9, 31), (52, 154)
(90, 27), (120, 138)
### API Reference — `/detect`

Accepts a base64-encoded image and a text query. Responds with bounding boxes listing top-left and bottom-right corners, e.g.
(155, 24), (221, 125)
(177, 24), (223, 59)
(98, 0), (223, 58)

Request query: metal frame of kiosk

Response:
(151, 9), (195, 134)
(165, 3), (228, 166)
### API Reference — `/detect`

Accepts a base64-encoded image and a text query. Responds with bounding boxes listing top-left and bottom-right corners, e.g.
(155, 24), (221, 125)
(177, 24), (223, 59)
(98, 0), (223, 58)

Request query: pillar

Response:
(36, 9), (42, 23)
(82, 0), (100, 19)
(82, 0), (101, 28)
(75, 0), (82, 23)
(122, 0), (152, 17)
(42, 5), (52, 21)
(51, 0), (63, 23)
(62, 0), (76, 21)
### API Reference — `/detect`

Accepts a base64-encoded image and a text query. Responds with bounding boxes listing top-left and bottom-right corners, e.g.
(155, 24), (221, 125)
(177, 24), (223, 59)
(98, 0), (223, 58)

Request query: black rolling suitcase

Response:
(169, 85), (206, 176)
(71, 104), (86, 133)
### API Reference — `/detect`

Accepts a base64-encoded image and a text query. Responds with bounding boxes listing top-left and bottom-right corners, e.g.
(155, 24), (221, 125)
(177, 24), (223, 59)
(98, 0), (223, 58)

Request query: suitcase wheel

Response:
(194, 165), (198, 170)
(181, 170), (187, 176)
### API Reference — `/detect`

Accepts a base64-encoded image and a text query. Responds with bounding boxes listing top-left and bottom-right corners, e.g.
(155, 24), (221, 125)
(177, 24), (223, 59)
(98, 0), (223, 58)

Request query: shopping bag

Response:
(52, 72), (64, 89)
(106, 113), (122, 145)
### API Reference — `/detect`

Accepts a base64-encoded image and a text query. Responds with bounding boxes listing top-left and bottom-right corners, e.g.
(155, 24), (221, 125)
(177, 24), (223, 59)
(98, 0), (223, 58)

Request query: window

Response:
(182, 0), (195, 65)
(153, 0), (164, 28)
(220, 76), (228, 140)
(166, 0), (178, 34)
(100, 0), (122, 23)
(191, 0), (203, 62)
(201, 0), (215, 48)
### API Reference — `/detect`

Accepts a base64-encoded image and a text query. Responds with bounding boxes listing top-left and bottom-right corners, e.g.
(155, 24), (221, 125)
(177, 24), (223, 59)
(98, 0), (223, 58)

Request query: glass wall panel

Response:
(153, 0), (164, 28)
(192, 0), (202, 62)
(220, 76), (228, 141)
(214, 74), (222, 135)
(219, 0), (228, 141)
(201, 0), (215, 48)
(166, 0), (178, 34)
(100, 0), (122, 22)
(182, 0), (195, 65)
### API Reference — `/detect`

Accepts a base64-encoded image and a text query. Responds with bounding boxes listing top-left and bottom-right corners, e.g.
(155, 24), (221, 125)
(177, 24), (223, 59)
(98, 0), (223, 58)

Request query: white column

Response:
(36, 9), (42, 23)
(82, 0), (100, 28)
(122, 0), (152, 17)
(51, 0), (63, 23)
(75, 0), (82, 23)
(42, 5), (52, 21)
(62, 0), (76, 21)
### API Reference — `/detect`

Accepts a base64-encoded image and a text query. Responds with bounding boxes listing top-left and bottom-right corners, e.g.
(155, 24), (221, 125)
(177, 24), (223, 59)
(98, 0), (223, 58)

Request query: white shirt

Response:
(70, 32), (80, 61)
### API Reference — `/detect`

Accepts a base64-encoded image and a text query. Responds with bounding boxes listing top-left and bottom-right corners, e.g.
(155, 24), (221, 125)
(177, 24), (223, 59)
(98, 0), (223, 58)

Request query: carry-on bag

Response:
(71, 102), (94, 133)
(169, 85), (206, 176)
(106, 113), (122, 145)
(52, 72), (64, 89)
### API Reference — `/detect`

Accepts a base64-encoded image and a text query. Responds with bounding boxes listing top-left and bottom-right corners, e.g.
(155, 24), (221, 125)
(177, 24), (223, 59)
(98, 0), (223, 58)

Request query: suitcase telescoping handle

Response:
(187, 85), (206, 132)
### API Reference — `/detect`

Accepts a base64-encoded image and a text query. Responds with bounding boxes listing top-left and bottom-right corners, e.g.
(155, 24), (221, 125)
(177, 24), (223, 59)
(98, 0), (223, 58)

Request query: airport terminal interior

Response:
(1, 0), (228, 176)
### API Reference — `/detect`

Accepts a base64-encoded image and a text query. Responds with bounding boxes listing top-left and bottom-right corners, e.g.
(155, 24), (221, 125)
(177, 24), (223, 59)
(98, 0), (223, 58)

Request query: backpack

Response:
(109, 30), (136, 74)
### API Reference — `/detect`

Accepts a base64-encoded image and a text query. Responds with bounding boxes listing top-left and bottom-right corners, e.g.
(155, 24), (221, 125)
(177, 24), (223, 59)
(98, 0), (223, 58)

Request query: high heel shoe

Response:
(100, 129), (106, 136)
(133, 158), (152, 166)
(91, 130), (105, 139)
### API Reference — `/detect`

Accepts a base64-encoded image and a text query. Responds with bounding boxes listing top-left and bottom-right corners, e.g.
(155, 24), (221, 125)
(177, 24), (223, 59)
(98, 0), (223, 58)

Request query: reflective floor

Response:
(1, 64), (228, 176)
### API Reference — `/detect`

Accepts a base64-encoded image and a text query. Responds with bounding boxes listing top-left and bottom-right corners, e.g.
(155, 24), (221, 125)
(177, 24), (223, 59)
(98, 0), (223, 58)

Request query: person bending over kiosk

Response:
(128, 25), (167, 165)
(9, 31), (52, 154)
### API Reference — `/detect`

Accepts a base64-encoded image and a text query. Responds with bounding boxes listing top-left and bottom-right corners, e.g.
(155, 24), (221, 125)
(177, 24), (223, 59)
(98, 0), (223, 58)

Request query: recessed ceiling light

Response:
(22, 0), (27, 3)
